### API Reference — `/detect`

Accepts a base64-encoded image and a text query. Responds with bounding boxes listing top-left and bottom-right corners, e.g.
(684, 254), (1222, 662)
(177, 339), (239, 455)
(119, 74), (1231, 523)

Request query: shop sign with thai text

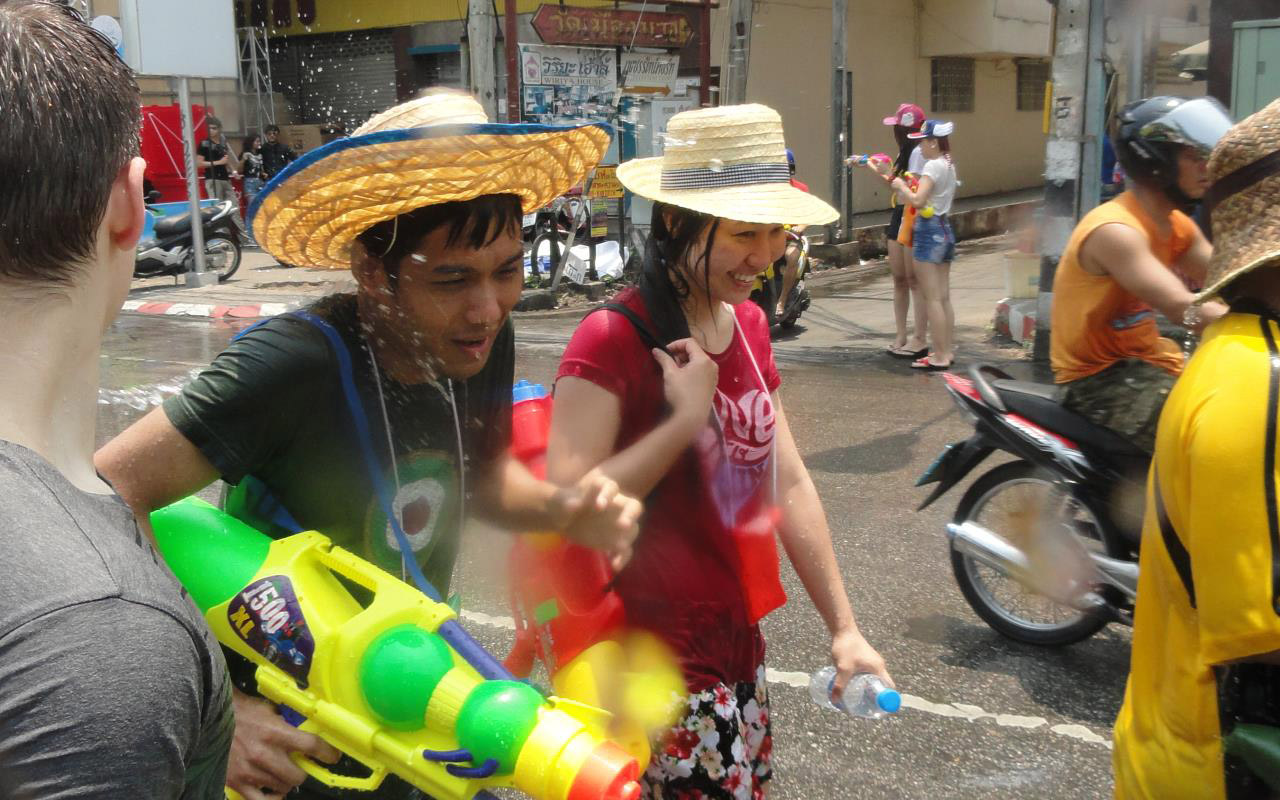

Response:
(587, 166), (624, 199)
(519, 43), (617, 90)
(531, 4), (694, 49)
(620, 52), (680, 93)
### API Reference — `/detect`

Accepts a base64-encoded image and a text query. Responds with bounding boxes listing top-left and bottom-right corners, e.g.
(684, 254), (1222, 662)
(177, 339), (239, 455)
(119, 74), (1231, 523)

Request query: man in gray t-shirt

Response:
(0, 442), (234, 799)
(0, 2), (233, 796)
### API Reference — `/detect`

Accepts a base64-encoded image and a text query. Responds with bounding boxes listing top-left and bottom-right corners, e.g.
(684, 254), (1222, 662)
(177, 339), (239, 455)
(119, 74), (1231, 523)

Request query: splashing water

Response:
(98, 368), (205, 411)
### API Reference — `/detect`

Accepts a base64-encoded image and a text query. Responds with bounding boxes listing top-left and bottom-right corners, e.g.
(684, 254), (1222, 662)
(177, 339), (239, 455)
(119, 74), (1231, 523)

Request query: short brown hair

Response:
(0, 1), (141, 284)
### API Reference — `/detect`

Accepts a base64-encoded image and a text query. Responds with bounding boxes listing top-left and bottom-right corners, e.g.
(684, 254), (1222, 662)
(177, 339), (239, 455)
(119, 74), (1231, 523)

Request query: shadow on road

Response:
(904, 611), (1130, 727)
(806, 409), (955, 475)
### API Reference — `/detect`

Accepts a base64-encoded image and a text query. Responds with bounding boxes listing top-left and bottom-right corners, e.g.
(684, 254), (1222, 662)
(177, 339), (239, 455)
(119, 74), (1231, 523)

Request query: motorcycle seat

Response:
(153, 207), (218, 237)
(992, 379), (1149, 460)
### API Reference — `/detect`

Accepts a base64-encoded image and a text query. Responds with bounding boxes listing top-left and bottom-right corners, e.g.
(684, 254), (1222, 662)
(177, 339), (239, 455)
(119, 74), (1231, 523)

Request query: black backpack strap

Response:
(1153, 467), (1196, 608)
(595, 302), (670, 355)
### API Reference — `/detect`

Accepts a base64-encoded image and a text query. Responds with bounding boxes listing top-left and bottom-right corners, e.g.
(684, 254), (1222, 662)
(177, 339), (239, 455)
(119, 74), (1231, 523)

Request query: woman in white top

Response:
(874, 119), (958, 370)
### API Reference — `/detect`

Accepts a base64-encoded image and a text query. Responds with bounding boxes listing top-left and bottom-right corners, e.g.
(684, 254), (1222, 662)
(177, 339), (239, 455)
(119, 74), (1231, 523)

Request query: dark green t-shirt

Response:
(164, 293), (514, 598)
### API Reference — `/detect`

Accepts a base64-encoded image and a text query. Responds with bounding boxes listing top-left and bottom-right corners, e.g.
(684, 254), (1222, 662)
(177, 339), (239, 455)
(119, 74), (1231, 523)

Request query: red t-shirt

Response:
(557, 288), (782, 689)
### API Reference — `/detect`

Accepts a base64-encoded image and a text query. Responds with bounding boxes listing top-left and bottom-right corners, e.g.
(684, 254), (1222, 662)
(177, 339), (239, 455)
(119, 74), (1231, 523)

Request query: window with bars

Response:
(1016, 60), (1050, 111)
(931, 58), (975, 113)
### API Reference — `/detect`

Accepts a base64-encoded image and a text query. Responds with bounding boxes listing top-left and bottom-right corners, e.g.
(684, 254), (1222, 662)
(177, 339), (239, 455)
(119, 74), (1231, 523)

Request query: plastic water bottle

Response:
(809, 667), (901, 719)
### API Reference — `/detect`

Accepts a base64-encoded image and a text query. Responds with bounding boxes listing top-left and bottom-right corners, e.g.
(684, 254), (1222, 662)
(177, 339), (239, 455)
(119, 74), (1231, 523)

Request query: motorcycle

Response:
(751, 229), (811, 330)
(135, 192), (242, 282)
(916, 364), (1149, 646)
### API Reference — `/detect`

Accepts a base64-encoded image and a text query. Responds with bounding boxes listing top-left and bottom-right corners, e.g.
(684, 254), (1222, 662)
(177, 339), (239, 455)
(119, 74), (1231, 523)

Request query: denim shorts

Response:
(913, 213), (956, 264)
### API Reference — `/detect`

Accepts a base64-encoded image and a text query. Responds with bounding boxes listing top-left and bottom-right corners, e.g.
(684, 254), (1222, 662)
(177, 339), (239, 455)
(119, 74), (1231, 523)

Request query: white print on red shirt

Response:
(713, 388), (776, 465)
(698, 388), (776, 527)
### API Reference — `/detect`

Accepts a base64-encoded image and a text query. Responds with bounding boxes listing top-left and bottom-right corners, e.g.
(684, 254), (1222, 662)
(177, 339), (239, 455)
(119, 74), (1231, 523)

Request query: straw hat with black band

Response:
(247, 91), (613, 270)
(616, 104), (839, 226)
(1196, 98), (1280, 303)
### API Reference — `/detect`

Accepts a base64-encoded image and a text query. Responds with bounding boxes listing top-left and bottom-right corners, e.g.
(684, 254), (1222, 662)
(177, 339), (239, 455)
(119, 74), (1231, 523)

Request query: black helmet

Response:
(1112, 96), (1233, 208)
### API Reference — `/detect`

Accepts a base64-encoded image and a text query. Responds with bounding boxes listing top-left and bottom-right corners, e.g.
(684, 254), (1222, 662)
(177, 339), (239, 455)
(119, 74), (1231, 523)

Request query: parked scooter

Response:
(751, 230), (811, 330)
(916, 365), (1147, 646)
(135, 191), (242, 282)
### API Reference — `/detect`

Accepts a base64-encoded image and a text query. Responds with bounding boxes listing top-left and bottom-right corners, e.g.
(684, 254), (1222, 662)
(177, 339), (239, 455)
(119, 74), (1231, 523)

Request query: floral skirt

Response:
(643, 663), (773, 799)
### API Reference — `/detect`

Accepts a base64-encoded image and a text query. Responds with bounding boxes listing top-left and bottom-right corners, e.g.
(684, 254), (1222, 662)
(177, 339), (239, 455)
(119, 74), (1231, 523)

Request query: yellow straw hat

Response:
(616, 104), (838, 226)
(248, 92), (612, 269)
(1196, 98), (1280, 302)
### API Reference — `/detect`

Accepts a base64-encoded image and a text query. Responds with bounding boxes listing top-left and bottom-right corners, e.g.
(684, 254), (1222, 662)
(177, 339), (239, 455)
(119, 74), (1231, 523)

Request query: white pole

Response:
(178, 77), (215, 286)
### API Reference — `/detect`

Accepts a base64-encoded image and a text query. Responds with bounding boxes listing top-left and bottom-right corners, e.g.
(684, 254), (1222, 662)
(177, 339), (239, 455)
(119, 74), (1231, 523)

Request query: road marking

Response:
(459, 610), (1113, 748)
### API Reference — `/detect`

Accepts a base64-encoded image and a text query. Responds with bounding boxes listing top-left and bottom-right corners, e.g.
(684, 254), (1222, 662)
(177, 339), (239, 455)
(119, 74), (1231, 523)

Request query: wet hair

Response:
(355, 194), (523, 290)
(242, 133), (261, 152)
(206, 116), (222, 130)
(0, 1), (141, 285)
(893, 125), (915, 175)
(265, 124), (281, 135)
(637, 202), (719, 344)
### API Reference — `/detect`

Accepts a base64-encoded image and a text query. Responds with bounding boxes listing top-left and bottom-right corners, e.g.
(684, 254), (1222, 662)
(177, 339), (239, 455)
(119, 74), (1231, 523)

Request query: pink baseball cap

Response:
(882, 103), (925, 130)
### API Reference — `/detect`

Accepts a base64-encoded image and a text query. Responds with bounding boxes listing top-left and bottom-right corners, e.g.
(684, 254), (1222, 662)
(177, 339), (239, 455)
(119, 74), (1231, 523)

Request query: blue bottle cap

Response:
(877, 688), (902, 714)
(512, 380), (548, 403)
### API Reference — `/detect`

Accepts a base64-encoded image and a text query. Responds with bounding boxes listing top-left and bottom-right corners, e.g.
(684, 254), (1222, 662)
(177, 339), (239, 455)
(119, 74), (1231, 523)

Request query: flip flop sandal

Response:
(911, 356), (952, 371)
(890, 346), (929, 359)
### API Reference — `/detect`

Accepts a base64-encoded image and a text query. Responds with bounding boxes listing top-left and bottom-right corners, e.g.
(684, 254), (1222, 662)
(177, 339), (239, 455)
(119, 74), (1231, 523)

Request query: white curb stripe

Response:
(460, 611), (1112, 748)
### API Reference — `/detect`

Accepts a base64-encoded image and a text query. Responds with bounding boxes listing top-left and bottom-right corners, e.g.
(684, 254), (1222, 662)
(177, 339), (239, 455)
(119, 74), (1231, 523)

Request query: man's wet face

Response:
(364, 222), (524, 381)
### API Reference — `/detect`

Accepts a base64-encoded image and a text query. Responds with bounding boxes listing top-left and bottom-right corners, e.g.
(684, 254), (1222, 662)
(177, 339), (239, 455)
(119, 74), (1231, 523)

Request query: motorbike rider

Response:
(1049, 96), (1233, 452)
(776, 149), (808, 318)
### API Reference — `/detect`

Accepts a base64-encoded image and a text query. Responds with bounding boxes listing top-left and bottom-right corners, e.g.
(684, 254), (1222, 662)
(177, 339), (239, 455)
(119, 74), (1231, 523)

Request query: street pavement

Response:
(100, 233), (1124, 799)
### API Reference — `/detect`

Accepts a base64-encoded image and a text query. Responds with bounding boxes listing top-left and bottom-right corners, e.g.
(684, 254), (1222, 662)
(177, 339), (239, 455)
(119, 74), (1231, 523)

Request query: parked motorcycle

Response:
(751, 230), (811, 330)
(917, 364), (1148, 646)
(135, 193), (242, 282)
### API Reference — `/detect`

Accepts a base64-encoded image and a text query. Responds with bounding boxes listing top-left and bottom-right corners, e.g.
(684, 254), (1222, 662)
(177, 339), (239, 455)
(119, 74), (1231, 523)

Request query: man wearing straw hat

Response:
(1113, 98), (1280, 800)
(97, 90), (643, 800)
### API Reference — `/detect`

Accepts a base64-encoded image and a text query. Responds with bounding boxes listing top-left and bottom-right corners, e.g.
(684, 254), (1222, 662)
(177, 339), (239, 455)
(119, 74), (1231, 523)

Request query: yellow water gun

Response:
(150, 498), (641, 800)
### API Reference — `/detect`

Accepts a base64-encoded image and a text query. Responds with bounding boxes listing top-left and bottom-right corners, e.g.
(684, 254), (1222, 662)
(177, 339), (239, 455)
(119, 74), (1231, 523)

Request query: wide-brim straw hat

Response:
(1197, 97), (1280, 302)
(615, 104), (838, 226)
(248, 92), (612, 269)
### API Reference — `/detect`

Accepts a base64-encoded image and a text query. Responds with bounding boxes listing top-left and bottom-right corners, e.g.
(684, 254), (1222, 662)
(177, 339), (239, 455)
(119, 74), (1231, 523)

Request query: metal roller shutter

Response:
(269, 29), (397, 134)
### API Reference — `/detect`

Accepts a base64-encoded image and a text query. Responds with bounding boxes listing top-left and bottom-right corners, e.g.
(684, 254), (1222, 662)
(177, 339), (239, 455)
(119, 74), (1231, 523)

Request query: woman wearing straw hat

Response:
(547, 104), (892, 798)
(1113, 98), (1280, 800)
(872, 119), (958, 370)
(97, 90), (644, 800)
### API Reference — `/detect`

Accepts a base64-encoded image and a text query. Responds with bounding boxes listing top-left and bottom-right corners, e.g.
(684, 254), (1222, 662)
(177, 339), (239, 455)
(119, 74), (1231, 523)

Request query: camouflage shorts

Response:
(1060, 359), (1177, 453)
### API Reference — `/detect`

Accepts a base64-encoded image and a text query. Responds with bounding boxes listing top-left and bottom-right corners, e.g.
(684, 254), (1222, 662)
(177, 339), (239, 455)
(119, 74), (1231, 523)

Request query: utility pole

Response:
(504, 0), (520, 122)
(829, 0), (847, 242)
(467, 0), (498, 120)
(699, 0), (712, 106)
(1033, 0), (1106, 361)
(724, 0), (754, 105)
(1126, 0), (1148, 103)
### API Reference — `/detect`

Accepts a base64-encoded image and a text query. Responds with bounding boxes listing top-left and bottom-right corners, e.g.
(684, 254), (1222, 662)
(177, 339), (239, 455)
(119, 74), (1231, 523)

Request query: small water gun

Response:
(503, 382), (650, 764)
(150, 498), (641, 800)
(846, 152), (892, 168)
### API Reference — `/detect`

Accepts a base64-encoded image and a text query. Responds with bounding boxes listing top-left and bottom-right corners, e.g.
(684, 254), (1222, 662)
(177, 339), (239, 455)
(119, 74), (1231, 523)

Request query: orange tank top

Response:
(1049, 192), (1195, 383)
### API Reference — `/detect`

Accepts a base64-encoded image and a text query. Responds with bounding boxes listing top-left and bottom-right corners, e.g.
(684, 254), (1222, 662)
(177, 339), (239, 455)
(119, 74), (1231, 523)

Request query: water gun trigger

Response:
(291, 748), (387, 791)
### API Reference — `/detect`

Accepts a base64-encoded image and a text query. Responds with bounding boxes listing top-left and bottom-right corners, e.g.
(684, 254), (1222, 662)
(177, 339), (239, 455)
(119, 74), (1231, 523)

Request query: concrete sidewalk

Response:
(124, 201), (1038, 330)
(124, 250), (356, 318)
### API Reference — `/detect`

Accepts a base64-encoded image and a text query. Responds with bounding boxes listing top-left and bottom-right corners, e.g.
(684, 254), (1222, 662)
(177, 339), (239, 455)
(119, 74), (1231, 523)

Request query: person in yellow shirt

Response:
(1050, 96), (1232, 452)
(1114, 97), (1280, 800)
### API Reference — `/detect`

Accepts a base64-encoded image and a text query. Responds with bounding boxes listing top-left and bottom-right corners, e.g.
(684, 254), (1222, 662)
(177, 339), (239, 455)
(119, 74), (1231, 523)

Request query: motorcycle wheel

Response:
(203, 233), (241, 282)
(950, 460), (1114, 646)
